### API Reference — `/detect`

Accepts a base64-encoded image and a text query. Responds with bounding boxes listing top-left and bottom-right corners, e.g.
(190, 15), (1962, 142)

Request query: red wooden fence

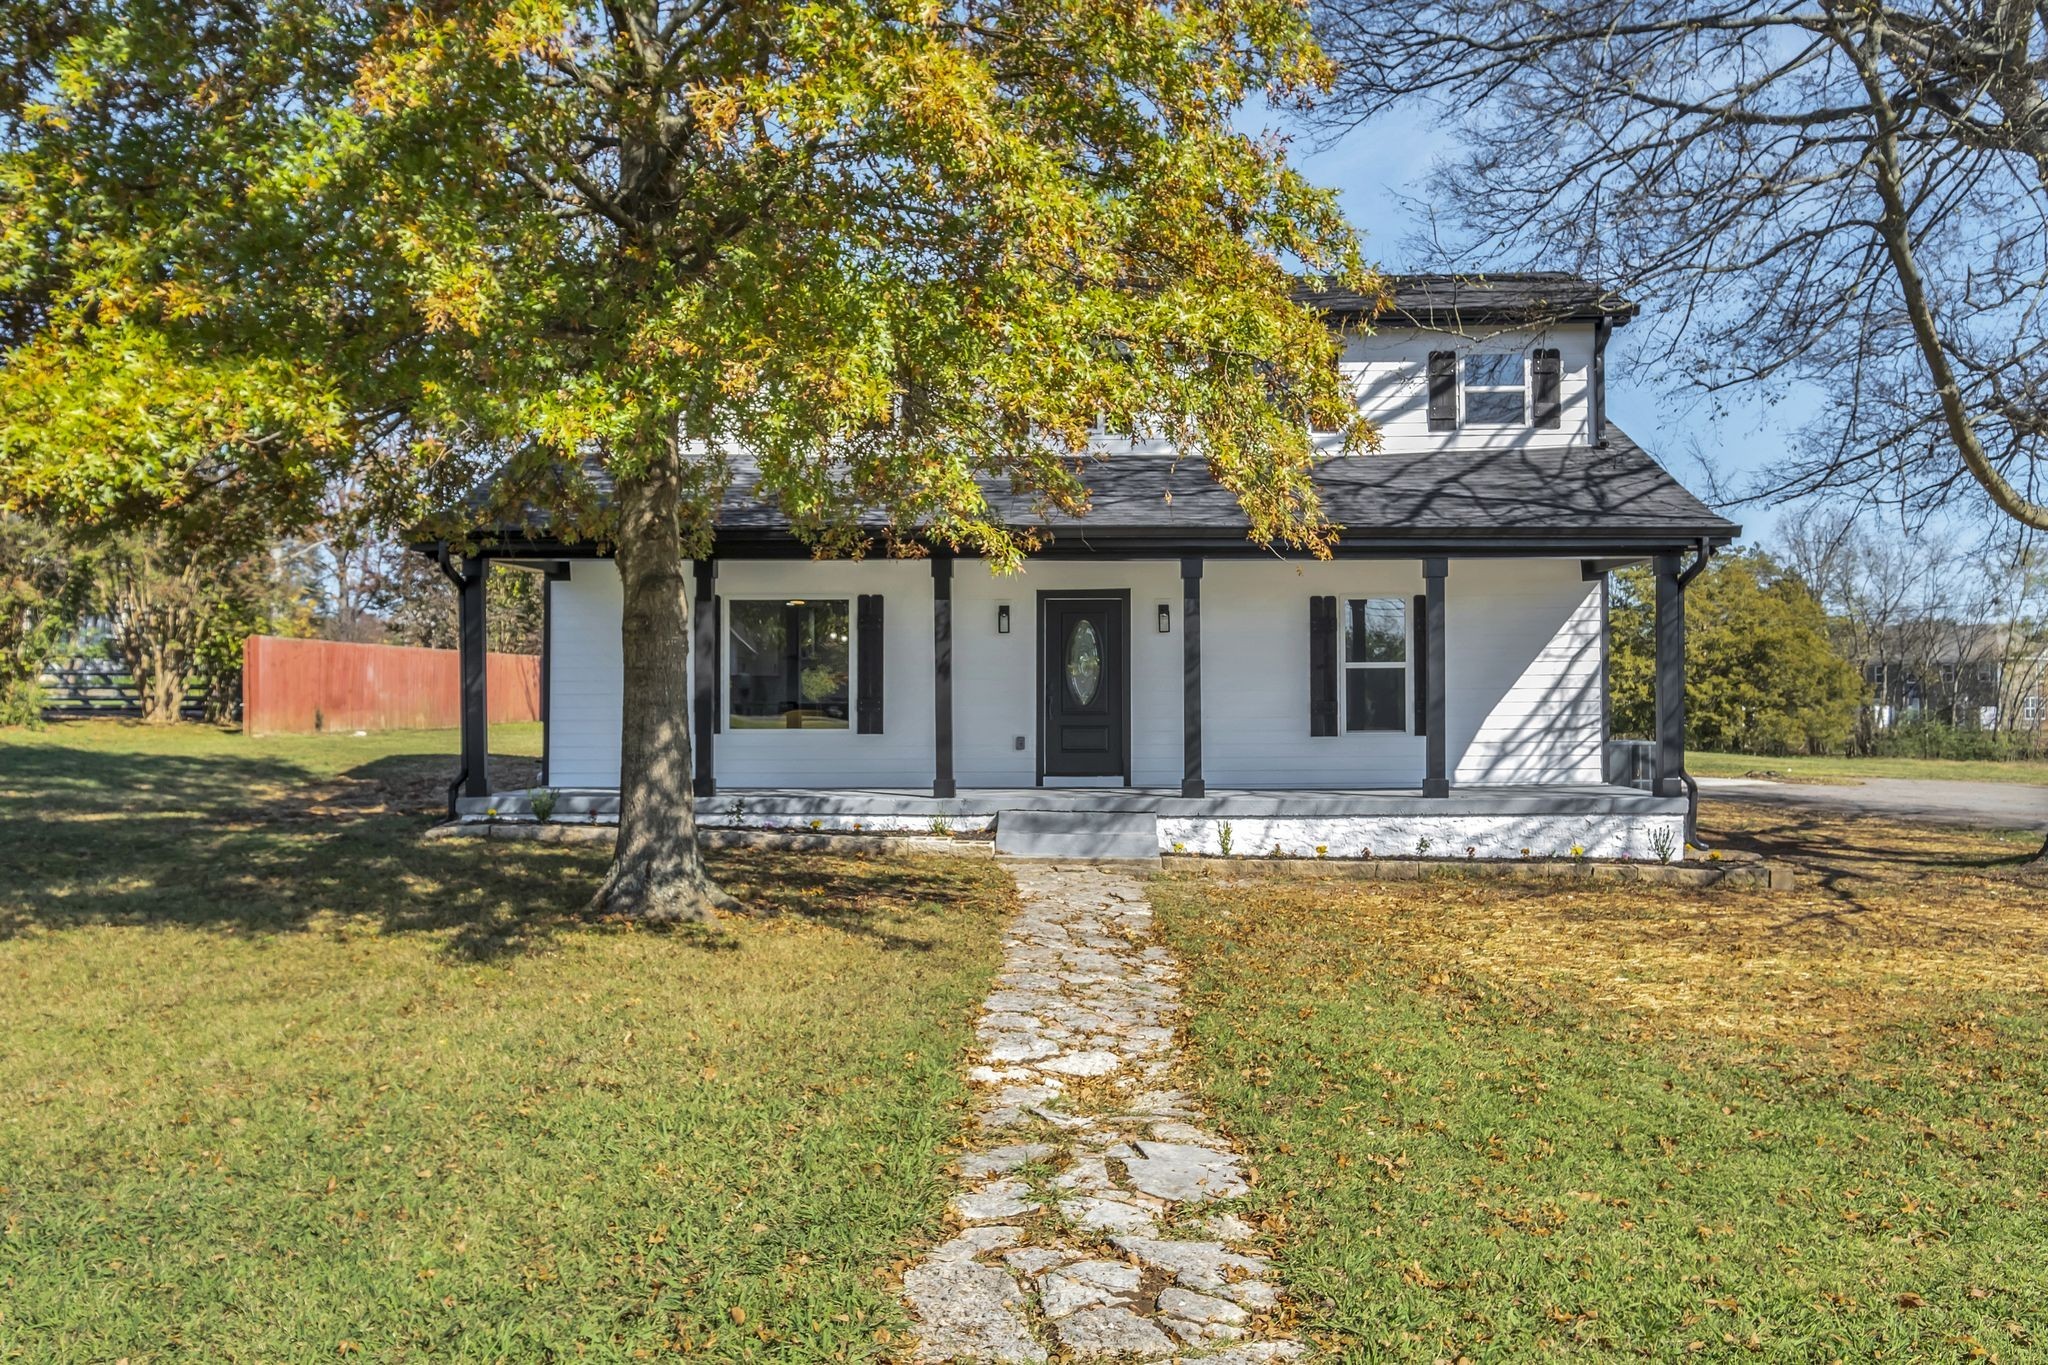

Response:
(242, 636), (541, 736)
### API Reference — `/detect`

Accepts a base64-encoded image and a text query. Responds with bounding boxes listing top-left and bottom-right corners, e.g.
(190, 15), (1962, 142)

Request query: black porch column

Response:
(693, 557), (717, 797)
(1423, 557), (1449, 798)
(1181, 556), (1204, 798)
(931, 554), (956, 797)
(457, 555), (490, 799)
(1653, 552), (1686, 797)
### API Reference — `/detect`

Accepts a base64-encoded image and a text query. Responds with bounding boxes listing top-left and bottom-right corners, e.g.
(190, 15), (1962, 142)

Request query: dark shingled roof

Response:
(1298, 272), (1639, 328)
(698, 425), (1734, 546)
(493, 426), (1735, 548)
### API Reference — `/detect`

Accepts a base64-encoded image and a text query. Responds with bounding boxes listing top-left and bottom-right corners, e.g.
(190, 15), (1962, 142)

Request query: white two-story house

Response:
(434, 274), (1739, 859)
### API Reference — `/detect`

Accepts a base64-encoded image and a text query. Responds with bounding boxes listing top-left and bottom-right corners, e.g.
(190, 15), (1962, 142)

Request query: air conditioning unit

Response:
(1607, 739), (1655, 789)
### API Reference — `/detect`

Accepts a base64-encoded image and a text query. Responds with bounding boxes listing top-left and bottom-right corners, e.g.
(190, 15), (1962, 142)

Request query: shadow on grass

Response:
(0, 738), (997, 964)
(1700, 800), (2046, 924)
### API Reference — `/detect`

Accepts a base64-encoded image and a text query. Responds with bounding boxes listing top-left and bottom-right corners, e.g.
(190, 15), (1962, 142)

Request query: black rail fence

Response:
(37, 659), (210, 721)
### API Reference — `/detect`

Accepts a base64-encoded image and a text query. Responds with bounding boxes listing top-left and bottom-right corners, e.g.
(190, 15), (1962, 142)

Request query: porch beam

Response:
(1423, 557), (1450, 798)
(932, 554), (956, 798)
(1181, 556), (1204, 798)
(693, 558), (717, 797)
(1653, 552), (1686, 798)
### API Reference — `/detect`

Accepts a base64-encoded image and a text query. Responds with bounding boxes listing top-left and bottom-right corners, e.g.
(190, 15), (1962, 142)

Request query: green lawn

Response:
(0, 721), (1009, 1363)
(1155, 804), (2048, 1361)
(1686, 748), (2048, 786)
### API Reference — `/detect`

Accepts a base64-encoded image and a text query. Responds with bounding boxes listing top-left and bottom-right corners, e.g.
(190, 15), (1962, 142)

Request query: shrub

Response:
(0, 678), (45, 729)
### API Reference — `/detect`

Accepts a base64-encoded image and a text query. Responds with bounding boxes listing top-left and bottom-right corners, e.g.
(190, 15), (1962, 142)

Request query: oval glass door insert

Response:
(1065, 619), (1102, 704)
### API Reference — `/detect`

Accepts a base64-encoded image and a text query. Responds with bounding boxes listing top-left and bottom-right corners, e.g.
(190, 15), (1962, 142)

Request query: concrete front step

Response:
(994, 809), (1160, 864)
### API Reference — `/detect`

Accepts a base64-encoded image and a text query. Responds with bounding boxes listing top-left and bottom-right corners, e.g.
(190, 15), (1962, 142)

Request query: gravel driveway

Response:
(1697, 774), (2048, 833)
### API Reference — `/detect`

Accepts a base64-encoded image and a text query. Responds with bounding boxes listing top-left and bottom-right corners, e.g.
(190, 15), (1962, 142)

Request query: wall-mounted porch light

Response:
(1157, 602), (1172, 633)
(996, 603), (1011, 634)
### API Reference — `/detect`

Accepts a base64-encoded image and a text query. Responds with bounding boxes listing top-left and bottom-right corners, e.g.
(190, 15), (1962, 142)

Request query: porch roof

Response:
(471, 424), (1737, 559)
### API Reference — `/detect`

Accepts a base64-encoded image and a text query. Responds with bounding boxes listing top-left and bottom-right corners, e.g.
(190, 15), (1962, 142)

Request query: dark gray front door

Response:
(1043, 597), (1125, 778)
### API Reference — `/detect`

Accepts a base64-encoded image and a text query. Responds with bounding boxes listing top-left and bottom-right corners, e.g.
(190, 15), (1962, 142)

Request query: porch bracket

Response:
(1423, 557), (1450, 798)
(1181, 556), (1204, 798)
(435, 543), (490, 816)
(932, 553), (956, 798)
(693, 557), (717, 798)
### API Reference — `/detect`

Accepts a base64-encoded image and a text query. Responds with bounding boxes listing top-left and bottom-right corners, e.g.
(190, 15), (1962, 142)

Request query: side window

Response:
(1343, 597), (1408, 732)
(1462, 353), (1525, 425)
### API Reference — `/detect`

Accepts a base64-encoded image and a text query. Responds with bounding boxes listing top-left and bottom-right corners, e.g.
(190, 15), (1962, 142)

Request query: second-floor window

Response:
(1463, 353), (1526, 425)
(1428, 348), (1565, 431)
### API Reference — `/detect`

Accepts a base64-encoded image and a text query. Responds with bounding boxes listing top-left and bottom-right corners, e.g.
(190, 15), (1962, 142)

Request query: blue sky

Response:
(1274, 110), (1794, 546)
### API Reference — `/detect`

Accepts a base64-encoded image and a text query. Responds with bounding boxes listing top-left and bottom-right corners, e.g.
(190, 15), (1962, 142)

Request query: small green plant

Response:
(1217, 821), (1234, 857)
(1649, 825), (1677, 864)
(1270, 842), (1284, 858)
(528, 787), (558, 822)
(1414, 835), (1432, 857)
(1171, 840), (1187, 854)
(929, 814), (953, 837)
(727, 797), (749, 821)
(1314, 844), (1328, 858)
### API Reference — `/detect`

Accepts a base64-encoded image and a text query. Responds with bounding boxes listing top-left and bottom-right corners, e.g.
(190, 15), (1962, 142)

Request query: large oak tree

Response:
(2, 0), (1367, 919)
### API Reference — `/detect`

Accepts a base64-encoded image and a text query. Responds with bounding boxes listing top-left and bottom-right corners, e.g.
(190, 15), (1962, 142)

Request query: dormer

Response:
(1301, 273), (1637, 455)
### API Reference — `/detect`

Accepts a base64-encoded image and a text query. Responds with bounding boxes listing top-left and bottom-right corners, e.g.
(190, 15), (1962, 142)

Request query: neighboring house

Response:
(432, 274), (1739, 859)
(1862, 623), (2048, 735)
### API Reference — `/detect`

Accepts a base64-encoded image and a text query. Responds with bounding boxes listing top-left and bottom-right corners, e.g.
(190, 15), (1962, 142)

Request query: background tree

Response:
(1612, 550), (1864, 755)
(70, 509), (292, 724)
(0, 514), (83, 726)
(369, 553), (546, 655)
(3, 1), (1367, 920)
(1314, 0), (2048, 531)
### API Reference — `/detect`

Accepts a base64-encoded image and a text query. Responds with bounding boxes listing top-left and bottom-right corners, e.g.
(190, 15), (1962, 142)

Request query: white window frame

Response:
(1462, 352), (1527, 426)
(1341, 595), (1412, 734)
(725, 595), (855, 734)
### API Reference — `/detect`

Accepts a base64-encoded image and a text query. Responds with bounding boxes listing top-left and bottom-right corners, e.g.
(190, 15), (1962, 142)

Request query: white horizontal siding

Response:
(1320, 323), (1596, 455)
(714, 559), (935, 787)
(543, 555), (1606, 791)
(547, 563), (626, 788)
(951, 559), (1184, 786)
(1201, 561), (1427, 787)
(1448, 560), (1606, 784)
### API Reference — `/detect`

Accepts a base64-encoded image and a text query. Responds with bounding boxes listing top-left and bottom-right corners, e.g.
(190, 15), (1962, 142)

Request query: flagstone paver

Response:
(903, 863), (1304, 1363)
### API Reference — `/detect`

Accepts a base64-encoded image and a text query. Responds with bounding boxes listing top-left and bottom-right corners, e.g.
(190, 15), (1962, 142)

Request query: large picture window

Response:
(1343, 597), (1408, 732)
(1462, 352), (1526, 425)
(728, 599), (851, 729)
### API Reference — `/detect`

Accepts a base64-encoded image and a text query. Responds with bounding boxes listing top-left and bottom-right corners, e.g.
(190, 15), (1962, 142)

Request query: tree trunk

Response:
(587, 442), (739, 922)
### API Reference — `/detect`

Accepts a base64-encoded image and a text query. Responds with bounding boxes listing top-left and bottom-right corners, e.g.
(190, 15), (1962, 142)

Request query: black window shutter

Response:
(1530, 348), (1562, 429)
(1411, 593), (1428, 737)
(856, 594), (884, 734)
(1309, 596), (1338, 737)
(711, 595), (722, 734)
(1427, 351), (1458, 432)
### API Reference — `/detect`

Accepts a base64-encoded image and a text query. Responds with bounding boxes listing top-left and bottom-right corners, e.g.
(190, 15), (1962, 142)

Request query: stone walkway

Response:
(902, 863), (1304, 1363)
